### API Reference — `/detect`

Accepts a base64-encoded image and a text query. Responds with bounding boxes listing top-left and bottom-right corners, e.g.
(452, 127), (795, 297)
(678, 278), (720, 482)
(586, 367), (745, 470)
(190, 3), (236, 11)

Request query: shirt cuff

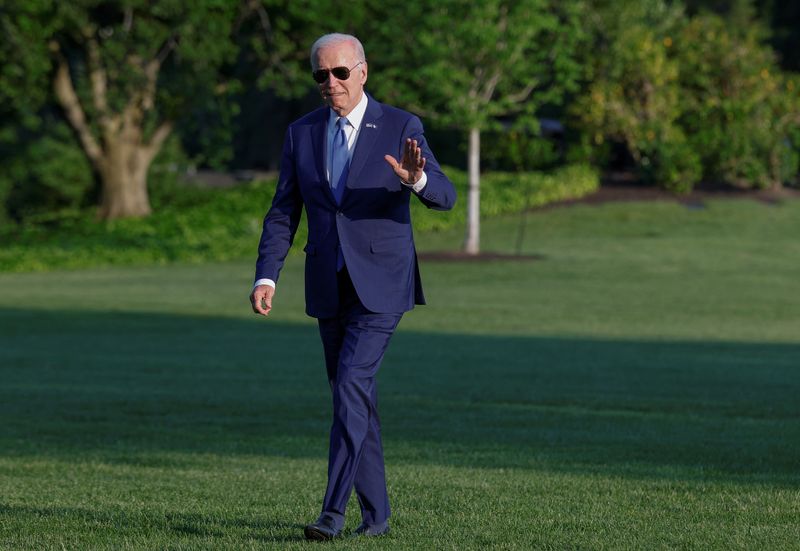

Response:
(401, 171), (427, 193)
(253, 278), (276, 292)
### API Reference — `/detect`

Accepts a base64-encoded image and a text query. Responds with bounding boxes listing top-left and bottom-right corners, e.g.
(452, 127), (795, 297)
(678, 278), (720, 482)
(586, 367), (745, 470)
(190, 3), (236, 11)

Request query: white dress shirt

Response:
(254, 93), (427, 291)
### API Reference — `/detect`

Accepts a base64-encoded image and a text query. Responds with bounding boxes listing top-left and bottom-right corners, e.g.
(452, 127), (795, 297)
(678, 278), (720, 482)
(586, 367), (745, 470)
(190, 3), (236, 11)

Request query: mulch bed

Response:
(546, 171), (800, 210)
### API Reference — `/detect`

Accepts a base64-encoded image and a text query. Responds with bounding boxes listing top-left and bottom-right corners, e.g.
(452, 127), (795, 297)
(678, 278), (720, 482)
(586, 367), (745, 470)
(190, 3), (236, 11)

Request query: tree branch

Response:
(84, 32), (117, 135)
(468, 64), (485, 103)
(248, 0), (297, 83)
(142, 120), (173, 166)
(480, 69), (502, 104)
(123, 32), (177, 122)
(140, 58), (160, 112)
(154, 32), (179, 67)
(51, 47), (105, 170)
(505, 81), (537, 105)
(123, 7), (133, 33)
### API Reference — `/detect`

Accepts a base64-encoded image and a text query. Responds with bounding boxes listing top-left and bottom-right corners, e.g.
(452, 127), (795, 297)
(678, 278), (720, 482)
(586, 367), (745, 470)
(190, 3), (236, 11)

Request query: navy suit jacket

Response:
(255, 94), (456, 318)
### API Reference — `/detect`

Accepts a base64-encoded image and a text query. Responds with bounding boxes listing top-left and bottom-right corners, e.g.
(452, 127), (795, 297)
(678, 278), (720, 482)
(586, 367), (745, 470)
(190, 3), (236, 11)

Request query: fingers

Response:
(405, 138), (425, 168)
(384, 154), (406, 180)
(404, 138), (413, 160)
(405, 138), (417, 162)
(250, 291), (267, 315)
(250, 285), (274, 316)
(387, 140), (426, 182)
(383, 154), (399, 169)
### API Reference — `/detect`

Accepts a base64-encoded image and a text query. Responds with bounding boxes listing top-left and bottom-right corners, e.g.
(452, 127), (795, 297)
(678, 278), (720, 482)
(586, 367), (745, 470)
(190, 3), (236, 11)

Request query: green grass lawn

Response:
(1, 198), (799, 549)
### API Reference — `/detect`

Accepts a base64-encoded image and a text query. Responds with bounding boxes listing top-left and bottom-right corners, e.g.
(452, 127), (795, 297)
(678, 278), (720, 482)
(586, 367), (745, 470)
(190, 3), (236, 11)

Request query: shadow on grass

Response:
(0, 503), (305, 543)
(1, 307), (799, 484)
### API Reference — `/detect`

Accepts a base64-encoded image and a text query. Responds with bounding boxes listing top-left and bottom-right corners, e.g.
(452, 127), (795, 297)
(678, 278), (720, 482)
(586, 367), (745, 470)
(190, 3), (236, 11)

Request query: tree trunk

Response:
(51, 38), (175, 220)
(464, 126), (481, 255)
(98, 139), (152, 219)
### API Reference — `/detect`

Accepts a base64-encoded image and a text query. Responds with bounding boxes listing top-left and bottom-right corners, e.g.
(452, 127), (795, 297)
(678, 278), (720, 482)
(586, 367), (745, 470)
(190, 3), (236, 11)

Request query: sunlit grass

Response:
(1, 198), (799, 549)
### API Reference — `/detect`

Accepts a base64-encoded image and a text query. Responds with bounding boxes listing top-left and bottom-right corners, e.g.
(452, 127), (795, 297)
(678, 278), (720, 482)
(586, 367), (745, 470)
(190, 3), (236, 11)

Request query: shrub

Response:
(0, 179), (279, 272)
(570, 1), (692, 190)
(572, 3), (800, 190)
(0, 164), (599, 272)
(0, 121), (193, 228)
(672, 15), (799, 189)
(412, 163), (599, 232)
(640, 127), (702, 194)
(482, 129), (562, 172)
(0, 120), (94, 224)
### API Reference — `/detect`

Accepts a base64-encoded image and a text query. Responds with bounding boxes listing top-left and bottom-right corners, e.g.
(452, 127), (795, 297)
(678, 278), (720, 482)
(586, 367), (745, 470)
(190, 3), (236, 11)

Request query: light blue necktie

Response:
(331, 117), (349, 205)
(331, 117), (349, 270)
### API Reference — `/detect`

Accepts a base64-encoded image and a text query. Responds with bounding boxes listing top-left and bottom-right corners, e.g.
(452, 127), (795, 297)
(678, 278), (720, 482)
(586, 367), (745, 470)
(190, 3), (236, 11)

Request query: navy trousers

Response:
(316, 267), (401, 530)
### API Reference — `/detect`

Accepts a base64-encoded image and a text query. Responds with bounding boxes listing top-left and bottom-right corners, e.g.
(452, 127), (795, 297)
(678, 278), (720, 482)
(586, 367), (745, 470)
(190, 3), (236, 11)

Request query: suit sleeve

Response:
(403, 115), (457, 211)
(254, 126), (303, 283)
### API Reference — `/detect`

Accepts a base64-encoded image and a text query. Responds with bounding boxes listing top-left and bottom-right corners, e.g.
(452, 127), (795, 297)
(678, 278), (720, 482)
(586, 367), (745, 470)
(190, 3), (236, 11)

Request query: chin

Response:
(323, 93), (344, 104)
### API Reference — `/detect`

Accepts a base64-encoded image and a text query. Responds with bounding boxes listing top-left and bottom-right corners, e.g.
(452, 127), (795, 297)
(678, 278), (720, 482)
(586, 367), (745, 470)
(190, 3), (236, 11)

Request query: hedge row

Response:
(412, 163), (599, 232)
(0, 164), (598, 272)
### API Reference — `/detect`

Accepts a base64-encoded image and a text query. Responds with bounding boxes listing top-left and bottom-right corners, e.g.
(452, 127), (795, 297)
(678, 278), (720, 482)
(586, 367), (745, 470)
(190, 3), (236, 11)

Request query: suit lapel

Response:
(310, 111), (337, 205)
(342, 96), (384, 202)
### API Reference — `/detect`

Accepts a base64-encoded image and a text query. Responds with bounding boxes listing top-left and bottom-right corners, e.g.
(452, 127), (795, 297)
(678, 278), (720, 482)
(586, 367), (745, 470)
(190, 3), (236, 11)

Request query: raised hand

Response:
(384, 138), (426, 184)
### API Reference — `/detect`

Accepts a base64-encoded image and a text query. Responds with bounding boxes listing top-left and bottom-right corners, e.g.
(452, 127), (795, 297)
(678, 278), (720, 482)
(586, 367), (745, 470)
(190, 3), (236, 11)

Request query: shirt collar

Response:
(328, 92), (369, 132)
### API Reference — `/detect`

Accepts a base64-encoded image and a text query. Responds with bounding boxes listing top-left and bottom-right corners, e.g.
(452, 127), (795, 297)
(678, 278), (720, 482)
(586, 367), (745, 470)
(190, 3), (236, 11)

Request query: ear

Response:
(360, 62), (368, 85)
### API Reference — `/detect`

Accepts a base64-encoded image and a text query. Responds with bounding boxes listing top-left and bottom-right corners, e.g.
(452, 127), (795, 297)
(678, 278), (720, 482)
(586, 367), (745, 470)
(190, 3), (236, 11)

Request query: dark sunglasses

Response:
(312, 61), (363, 84)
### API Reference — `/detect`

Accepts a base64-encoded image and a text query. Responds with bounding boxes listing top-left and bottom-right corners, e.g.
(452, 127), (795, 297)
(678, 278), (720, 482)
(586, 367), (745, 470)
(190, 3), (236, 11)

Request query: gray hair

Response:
(310, 33), (366, 67)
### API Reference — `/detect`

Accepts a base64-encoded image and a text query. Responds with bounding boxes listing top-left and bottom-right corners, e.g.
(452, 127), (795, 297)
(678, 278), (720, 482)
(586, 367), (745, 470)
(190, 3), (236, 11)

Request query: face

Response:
(312, 41), (368, 117)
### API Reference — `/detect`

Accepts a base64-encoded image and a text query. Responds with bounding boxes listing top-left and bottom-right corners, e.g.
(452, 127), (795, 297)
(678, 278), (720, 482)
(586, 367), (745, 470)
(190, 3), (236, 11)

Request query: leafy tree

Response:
(571, 0), (701, 192)
(0, 0), (328, 220)
(673, 14), (800, 188)
(363, 0), (584, 254)
(0, 1), (242, 219)
(574, 0), (799, 190)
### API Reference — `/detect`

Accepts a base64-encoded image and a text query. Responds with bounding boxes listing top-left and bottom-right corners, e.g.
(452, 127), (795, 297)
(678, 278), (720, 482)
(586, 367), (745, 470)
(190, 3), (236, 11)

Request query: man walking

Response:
(250, 33), (455, 540)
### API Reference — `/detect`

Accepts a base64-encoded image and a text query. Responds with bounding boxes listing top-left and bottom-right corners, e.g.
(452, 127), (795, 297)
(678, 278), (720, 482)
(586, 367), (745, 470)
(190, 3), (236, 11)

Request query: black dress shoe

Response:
(304, 517), (340, 541)
(353, 520), (390, 537)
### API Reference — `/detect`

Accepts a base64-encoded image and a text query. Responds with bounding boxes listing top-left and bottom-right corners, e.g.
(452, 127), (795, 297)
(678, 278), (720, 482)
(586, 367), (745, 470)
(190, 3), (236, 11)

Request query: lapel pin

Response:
(365, 123), (377, 128)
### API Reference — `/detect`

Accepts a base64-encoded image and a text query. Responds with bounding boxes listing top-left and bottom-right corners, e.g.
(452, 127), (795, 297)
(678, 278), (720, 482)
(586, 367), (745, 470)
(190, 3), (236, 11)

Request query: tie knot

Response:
(337, 117), (349, 131)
